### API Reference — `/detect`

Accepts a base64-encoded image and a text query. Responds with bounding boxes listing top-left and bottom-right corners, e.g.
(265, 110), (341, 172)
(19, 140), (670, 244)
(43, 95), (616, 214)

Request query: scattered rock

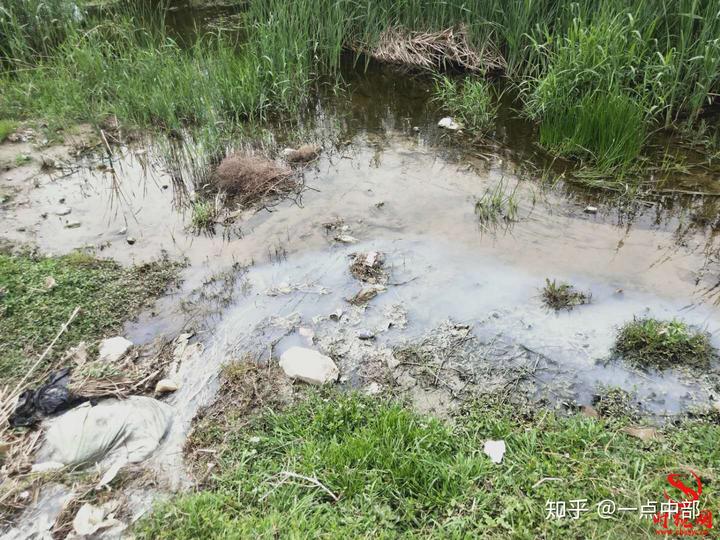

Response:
(358, 330), (375, 340)
(349, 284), (386, 305)
(584, 205), (598, 214)
(126, 236), (136, 245)
(98, 336), (133, 363)
(483, 440), (506, 464)
(282, 144), (322, 163)
(438, 117), (463, 130)
(65, 220), (81, 229)
(54, 206), (72, 216)
(155, 379), (179, 394)
(364, 382), (382, 395)
(580, 405), (600, 419)
(279, 347), (339, 385)
(329, 309), (344, 321)
(622, 426), (661, 442)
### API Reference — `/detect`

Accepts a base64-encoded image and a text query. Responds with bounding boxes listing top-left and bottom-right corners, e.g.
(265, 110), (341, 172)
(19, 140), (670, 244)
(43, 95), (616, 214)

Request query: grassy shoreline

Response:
(2, 1), (720, 179)
(137, 374), (720, 539)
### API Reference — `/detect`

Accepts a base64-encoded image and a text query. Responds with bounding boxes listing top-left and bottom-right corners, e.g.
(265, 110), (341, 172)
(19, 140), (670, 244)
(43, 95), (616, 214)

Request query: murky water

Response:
(4, 7), (720, 536)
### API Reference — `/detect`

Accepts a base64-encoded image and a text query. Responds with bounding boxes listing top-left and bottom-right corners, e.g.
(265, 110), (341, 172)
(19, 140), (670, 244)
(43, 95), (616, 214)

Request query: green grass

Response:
(137, 391), (720, 539)
(433, 75), (496, 133)
(541, 279), (591, 311)
(475, 179), (519, 226)
(190, 199), (217, 234)
(614, 318), (716, 370)
(0, 250), (181, 381)
(0, 120), (17, 142)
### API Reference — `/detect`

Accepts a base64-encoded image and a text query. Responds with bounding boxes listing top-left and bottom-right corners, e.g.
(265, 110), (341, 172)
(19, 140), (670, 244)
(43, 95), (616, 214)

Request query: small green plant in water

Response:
(475, 180), (518, 226)
(434, 75), (496, 133)
(614, 318), (715, 370)
(541, 278), (591, 311)
(190, 199), (217, 234)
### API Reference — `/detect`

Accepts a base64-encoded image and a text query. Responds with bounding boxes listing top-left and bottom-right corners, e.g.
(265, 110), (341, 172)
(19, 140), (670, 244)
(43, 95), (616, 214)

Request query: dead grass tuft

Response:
(369, 26), (505, 73)
(213, 153), (296, 206)
(284, 144), (321, 163)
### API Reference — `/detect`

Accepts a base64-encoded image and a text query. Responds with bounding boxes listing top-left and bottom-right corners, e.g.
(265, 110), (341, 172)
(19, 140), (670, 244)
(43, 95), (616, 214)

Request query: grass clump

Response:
(0, 250), (181, 381)
(541, 278), (591, 311)
(614, 318), (716, 370)
(190, 199), (218, 234)
(434, 75), (496, 132)
(0, 120), (17, 142)
(138, 392), (720, 538)
(475, 179), (518, 226)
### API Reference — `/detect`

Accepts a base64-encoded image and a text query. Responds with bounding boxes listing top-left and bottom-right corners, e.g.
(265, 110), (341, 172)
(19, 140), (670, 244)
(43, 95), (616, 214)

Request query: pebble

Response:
(55, 206), (72, 216)
(65, 220), (81, 229)
(583, 205), (598, 214)
(358, 330), (375, 340)
(126, 236), (136, 245)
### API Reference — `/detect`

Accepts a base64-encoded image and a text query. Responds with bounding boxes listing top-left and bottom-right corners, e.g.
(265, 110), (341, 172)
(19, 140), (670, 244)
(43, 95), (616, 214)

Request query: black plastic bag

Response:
(9, 368), (87, 427)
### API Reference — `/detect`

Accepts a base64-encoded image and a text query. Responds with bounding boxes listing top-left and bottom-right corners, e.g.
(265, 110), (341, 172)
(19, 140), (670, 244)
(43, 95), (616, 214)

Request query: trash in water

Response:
(9, 368), (87, 428)
(33, 396), (173, 481)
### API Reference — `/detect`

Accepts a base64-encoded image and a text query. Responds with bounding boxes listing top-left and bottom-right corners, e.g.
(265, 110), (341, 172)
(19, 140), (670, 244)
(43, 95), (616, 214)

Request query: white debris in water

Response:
(584, 205), (598, 214)
(98, 336), (133, 362)
(483, 440), (506, 464)
(298, 327), (315, 345)
(279, 346), (339, 385)
(266, 281), (330, 296)
(72, 500), (124, 537)
(54, 206), (72, 216)
(334, 234), (358, 244)
(438, 117), (463, 130)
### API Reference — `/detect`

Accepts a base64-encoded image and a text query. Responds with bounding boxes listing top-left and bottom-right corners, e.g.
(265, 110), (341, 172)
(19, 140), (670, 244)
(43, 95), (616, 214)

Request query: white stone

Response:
(279, 347), (339, 385)
(483, 440), (506, 464)
(155, 379), (179, 394)
(65, 220), (81, 229)
(54, 206), (72, 216)
(584, 205), (598, 214)
(438, 117), (463, 130)
(334, 234), (358, 244)
(98, 336), (133, 363)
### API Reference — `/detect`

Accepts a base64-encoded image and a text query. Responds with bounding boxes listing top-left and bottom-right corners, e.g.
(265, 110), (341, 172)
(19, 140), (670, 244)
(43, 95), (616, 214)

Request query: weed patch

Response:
(137, 392), (720, 538)
(0, 120), (17, 143)
(614, 318), (716, 370)
(541, 278), (591, 311)
(0, 250), (182, 381)
(434, 75), (496, 133)
(475, 179), (518, 226)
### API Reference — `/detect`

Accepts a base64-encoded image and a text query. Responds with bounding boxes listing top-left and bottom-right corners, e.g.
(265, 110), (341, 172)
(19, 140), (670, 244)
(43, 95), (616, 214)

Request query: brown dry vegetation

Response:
(213, 153), (295, 205)
(369, 26), (505, 73)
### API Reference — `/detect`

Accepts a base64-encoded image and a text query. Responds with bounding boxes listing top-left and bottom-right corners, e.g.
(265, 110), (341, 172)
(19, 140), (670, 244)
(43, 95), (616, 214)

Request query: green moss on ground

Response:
(0, 250), (181, 381)
(137, 391), (720, 539)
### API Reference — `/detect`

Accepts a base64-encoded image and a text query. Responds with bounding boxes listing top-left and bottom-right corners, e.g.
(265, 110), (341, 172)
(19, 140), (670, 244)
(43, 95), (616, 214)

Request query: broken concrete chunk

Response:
(438, 117), (463, 130)
(279, 347), (339, 385)
(483, 439), (506, 464)
(98, 336), (133, 363)
(155, 379), (179, 394)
